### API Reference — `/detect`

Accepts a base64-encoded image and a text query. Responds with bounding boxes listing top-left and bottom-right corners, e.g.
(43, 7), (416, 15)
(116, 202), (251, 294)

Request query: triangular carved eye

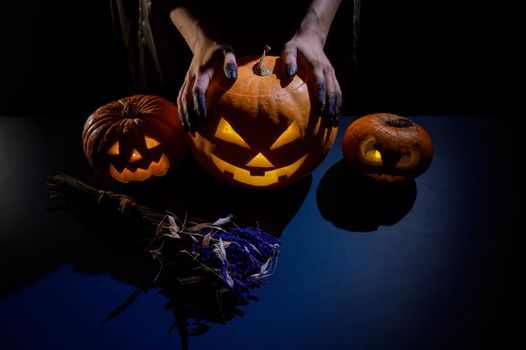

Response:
(215, 117), (250, 149)
(128, 149), (143, 162)
(270, 121), (301, 150)
(145, 136), (161, 149)
(107, 141), (120, 155)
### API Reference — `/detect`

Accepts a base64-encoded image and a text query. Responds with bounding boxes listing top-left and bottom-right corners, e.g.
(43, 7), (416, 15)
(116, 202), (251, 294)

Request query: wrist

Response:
(297, 11), (328, 46)
(296, 20), (326, 47)
(192, 31), (220, 56)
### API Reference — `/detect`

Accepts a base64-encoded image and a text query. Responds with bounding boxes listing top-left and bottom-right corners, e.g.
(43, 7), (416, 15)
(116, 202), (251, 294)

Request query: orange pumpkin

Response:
(342, 113), (433, 182)
(83, 95), (188, 184)
(188, 51), (338, 190)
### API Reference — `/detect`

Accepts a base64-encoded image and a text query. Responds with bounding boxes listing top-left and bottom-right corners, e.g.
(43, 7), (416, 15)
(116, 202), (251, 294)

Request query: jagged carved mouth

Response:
(210, 153), (307, 187)
(109, 154), (170, 183)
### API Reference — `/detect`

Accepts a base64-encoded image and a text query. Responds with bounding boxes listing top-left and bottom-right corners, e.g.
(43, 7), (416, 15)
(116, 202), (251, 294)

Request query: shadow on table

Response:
(125, 157), (312, 238)
(63, 217), (245, 350)
(316, 160), (417, 232)
(72, 223), (257, 350)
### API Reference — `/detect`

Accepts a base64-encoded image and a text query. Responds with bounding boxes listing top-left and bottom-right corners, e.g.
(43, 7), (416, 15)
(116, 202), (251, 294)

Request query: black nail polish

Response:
(226, 63), (237, 79)
(286, 67), (295, 77)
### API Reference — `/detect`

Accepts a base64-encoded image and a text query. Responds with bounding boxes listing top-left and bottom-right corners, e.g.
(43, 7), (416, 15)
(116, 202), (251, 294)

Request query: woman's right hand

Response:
(177, 42), (238, 132)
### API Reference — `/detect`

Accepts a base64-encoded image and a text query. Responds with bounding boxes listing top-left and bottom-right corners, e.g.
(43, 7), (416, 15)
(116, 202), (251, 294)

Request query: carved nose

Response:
(245, 152), (275, 168)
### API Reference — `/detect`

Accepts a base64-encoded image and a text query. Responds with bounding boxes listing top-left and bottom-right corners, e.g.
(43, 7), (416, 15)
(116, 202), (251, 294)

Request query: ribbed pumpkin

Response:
(83, 95), (188, 183)
(342, 113), (433, 182)
(188, 49), (338, 190)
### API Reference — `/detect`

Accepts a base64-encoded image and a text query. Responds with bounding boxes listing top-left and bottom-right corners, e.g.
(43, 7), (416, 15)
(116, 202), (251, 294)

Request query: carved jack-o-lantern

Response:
(189, 52), (338, 189)
(342, 113), (433, 182)
(83, 95), (188, 183)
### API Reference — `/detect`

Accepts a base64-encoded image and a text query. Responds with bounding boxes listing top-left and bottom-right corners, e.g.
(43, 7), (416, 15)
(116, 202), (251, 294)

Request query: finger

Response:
(222, 46), (238, 79)
(177, 79), (190, 132)
(184, 75), (198, 132)
(324, 67), (340, 127)
(326, 97), (335, 119)
(330, 70), (343, 127)
(192, 70), (212, 123)
(192, 88), (207, 123)
(186, 98), (199, 133)
(312, 67), (326, 115)
(282, 45), (298, 77)
(186, 87), (200, 133)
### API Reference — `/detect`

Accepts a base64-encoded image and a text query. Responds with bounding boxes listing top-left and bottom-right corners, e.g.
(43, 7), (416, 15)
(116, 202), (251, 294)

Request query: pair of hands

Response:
(177, 34), (342, 133)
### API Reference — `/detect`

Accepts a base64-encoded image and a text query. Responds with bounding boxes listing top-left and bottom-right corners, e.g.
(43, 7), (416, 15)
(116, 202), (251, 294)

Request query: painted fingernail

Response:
(286, 66), (295, 77)
(226, 63), (237, 79)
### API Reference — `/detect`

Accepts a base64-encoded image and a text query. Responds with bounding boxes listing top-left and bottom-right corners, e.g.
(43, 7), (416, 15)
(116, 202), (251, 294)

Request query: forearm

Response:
(169, 6), (217, 55)
(297, 0), (342, 46)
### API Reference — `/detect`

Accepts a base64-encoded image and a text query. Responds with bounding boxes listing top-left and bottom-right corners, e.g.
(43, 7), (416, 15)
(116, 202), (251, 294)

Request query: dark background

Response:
(1, 0), (524, 118)
(0, 1), (523, 348)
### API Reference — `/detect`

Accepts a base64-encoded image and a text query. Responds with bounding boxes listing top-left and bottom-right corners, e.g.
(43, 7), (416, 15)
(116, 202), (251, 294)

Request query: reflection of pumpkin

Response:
(83, 95), (188, 184)
(342, 113), (433, 182)
(189, 52), (338, 190)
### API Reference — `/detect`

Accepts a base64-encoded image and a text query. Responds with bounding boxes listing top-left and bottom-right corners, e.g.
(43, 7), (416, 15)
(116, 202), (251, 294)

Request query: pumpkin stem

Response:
(253, 45), (272, 76)
(386, 118), (414, 128)
(120, 100), (137, 118)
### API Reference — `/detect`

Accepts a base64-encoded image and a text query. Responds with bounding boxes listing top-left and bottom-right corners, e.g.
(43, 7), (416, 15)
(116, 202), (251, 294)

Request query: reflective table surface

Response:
(0, 115), (520, 349)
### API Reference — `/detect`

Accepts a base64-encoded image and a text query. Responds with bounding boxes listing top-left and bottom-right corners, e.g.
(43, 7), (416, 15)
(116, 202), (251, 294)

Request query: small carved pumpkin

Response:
(83, 95), (188, 183)
(189, 50), (338, 190)
(342, 113), (433, 182)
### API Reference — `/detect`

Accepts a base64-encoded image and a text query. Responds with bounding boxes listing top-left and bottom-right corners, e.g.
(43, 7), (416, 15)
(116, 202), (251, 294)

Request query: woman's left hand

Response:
(282, 33), (342, 127)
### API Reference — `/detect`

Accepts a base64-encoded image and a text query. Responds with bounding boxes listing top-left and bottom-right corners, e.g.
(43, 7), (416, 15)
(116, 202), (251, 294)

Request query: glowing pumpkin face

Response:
(83, 95), (188, 184)
(189, 55), (337, 189)
(342, 113), (433, 182)
(105, 134), (171, 183)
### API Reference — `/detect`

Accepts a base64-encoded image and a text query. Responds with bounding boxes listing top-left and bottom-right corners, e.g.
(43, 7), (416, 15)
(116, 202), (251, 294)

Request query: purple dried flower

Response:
(147, 214), (280, 301)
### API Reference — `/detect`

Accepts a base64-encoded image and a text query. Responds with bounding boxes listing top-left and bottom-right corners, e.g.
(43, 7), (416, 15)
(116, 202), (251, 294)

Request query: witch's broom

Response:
(46, 174), (280, 301)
